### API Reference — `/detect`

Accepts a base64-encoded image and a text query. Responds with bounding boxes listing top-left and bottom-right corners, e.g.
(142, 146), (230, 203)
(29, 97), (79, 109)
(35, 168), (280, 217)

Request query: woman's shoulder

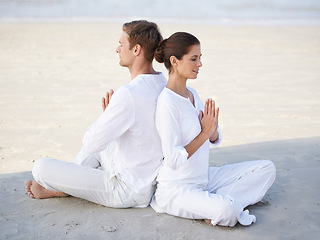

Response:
(156, 89), (181, 119)
(157, 88), (179, 108)
(186, 86), (199, 97)
(158, 87), (173, 100)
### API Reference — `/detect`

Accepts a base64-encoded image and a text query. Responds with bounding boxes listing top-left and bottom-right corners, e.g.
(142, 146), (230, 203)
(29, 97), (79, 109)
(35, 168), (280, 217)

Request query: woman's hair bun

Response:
(154, 39), (166, 63)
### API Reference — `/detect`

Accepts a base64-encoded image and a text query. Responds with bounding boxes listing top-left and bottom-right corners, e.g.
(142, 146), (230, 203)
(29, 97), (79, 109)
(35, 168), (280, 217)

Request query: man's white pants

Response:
(32, 143), (154, 208)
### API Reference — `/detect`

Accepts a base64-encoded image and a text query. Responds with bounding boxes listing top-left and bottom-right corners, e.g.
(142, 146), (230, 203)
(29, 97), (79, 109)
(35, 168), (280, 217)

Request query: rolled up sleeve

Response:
(210, 126), (222, 146)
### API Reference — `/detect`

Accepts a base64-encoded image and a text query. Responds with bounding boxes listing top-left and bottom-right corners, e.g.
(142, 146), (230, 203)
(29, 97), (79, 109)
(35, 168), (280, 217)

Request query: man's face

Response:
(116, 31), (135, 68)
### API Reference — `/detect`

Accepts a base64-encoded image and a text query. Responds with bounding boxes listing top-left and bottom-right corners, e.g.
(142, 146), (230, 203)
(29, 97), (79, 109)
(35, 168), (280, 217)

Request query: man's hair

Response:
(122, 20), (163, 63)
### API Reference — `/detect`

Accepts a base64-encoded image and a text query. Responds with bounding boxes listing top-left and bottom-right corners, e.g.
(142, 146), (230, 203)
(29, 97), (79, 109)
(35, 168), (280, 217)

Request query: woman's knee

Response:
(261, 160), (276, 177)
(211, 196), (243, 226)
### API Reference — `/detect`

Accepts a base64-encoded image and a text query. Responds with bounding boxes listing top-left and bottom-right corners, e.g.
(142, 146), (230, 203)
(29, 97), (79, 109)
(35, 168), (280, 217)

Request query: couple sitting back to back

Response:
(25, 20), (276, 227)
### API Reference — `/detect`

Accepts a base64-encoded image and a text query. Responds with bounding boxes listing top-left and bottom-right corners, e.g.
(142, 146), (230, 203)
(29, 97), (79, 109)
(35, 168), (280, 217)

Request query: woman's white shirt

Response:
(155, 87), (221, 188)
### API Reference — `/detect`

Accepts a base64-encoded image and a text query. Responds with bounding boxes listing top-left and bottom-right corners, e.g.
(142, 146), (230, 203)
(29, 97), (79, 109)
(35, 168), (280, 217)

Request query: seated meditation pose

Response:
(151, 32), (276, 226)
(25, 20), (167, 208)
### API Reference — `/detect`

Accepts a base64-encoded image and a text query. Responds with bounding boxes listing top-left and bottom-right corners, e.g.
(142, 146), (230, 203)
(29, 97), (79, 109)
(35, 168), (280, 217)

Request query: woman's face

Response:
(176, 44), (202, 80)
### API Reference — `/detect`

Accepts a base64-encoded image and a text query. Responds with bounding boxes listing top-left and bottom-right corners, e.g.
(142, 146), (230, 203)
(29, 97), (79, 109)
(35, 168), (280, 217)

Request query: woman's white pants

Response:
(152, 160), (276, 226)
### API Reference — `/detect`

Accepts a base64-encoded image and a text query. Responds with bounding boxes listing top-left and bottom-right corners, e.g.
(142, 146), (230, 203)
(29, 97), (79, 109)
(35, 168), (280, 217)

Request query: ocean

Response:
(0, 0), (320, 24)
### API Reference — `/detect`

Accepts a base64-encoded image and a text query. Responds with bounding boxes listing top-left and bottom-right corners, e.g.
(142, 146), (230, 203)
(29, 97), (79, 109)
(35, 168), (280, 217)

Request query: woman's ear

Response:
(169, 56), (178, 67)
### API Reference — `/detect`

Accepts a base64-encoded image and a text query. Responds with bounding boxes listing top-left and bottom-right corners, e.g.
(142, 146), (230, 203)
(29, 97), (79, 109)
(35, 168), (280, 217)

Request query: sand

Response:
(0, 21), (319, 239)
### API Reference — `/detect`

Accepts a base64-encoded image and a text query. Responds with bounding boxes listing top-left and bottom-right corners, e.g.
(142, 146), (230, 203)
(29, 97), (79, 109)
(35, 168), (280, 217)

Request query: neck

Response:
(167, 73), (188, 98)
(129, 61), (157, 80)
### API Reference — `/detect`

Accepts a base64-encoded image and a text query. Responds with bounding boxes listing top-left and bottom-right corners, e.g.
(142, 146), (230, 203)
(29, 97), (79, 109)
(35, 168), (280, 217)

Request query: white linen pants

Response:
(152, 160), (276, 226)
(32, 143), (154, 208)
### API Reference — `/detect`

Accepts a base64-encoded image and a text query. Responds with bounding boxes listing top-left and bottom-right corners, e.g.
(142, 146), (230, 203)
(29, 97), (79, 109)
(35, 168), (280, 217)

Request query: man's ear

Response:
(133, 44), (142, 56)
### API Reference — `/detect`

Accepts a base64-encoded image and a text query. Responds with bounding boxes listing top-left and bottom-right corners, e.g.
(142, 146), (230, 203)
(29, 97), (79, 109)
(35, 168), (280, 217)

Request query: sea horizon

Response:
(1, 0), (320, 25)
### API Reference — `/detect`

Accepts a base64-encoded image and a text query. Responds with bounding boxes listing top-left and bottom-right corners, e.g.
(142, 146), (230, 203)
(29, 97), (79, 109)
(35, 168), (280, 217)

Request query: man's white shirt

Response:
(83, 73), (167, 194)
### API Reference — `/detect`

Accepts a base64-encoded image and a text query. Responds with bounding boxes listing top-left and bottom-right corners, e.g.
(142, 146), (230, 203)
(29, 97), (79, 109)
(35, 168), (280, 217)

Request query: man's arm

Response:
(83, 87), (134, 154)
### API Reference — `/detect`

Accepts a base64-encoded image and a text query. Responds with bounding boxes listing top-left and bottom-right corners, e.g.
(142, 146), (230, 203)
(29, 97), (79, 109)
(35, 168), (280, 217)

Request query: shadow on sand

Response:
(1, 137), (319, 239)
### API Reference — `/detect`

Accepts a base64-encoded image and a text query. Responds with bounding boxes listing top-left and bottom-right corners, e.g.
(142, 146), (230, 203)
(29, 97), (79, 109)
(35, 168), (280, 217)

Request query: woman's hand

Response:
(199, 99), (219, 139)
(184, 98), (219, 159)
(101, 89), (114, 112)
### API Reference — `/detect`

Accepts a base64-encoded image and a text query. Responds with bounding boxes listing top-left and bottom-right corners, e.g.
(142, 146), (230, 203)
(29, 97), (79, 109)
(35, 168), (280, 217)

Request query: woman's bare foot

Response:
(24, 180), (68, 199)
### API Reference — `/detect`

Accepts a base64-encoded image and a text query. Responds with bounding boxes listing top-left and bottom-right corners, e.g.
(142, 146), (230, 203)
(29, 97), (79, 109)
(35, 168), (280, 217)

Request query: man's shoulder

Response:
(129, 73), (167, 87)
(111, 86), (134, 104)
(124, 73), (167, 97)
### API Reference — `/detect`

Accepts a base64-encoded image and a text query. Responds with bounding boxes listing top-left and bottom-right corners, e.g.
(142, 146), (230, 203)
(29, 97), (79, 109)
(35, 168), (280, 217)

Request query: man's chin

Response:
(119, 61), (127, 67)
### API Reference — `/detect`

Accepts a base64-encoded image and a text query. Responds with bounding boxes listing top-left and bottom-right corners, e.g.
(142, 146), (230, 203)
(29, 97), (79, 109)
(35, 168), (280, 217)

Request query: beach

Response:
(0, 21), (319, 239)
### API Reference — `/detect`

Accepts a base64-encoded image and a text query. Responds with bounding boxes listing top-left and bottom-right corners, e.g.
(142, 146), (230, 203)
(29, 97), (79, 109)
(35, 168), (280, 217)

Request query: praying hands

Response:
(102, 89), (114, 111)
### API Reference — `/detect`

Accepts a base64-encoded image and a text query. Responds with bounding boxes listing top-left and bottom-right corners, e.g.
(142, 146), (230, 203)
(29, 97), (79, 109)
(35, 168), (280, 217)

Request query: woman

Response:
(151, 32), (276, 227)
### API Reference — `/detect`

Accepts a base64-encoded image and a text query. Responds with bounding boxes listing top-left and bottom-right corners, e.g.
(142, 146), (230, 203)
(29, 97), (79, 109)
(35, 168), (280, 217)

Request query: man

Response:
(25, 20), (167, 208)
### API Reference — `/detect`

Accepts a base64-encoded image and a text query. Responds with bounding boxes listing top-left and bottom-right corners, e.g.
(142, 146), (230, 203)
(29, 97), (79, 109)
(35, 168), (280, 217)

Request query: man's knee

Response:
(32, 157), (51, 181)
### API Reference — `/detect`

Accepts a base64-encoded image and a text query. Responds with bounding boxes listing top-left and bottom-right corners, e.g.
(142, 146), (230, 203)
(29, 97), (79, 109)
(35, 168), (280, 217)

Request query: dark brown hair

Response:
(122, 20), (163, 63)
(155, 32), (200, 72)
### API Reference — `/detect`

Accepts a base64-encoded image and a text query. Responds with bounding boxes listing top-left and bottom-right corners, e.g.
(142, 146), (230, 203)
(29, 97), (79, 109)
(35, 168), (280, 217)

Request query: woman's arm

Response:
(156, 100), (189, 170)
(184, 99), (219, 158)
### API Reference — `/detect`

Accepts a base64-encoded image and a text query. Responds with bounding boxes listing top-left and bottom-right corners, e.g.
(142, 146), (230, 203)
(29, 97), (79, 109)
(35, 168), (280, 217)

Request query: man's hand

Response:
(102, 89), (114, 111)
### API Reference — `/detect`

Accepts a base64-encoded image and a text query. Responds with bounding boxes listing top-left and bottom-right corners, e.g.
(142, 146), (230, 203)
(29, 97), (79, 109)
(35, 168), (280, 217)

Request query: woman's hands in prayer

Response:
(102, 89), (114, 111)
(199, 99), (219, 140)
(184, 99), (219, 159)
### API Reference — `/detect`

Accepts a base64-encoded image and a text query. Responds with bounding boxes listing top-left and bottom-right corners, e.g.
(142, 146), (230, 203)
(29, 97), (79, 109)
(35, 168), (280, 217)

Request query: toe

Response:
(24, 180), (32, 186)
(28, 192), (35, 198)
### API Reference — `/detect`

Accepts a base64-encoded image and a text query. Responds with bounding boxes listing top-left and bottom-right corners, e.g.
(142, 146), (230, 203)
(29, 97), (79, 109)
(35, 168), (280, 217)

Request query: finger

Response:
(102, 97), (106, 110)
(108, 89), (114, 102)
(106, 92), (111, 105)
(198, 110), (204, 121)
(215, 107), (219, 122)
(208, 99), (213, 116)
(204, 99), (209, 115)
(101, 97), (106, 107)
(212, 100), (216, 117)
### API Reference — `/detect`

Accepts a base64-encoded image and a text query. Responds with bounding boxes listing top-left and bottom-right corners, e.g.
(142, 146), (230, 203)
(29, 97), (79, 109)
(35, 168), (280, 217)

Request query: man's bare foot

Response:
(25, 180), (35, 198)
(24, 180), (68, 199)
(205, 219), (212, 225)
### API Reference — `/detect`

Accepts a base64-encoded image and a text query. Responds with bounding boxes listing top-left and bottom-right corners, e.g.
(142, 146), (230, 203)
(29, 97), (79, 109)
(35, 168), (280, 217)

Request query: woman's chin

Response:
(189, 75), (198, 80)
